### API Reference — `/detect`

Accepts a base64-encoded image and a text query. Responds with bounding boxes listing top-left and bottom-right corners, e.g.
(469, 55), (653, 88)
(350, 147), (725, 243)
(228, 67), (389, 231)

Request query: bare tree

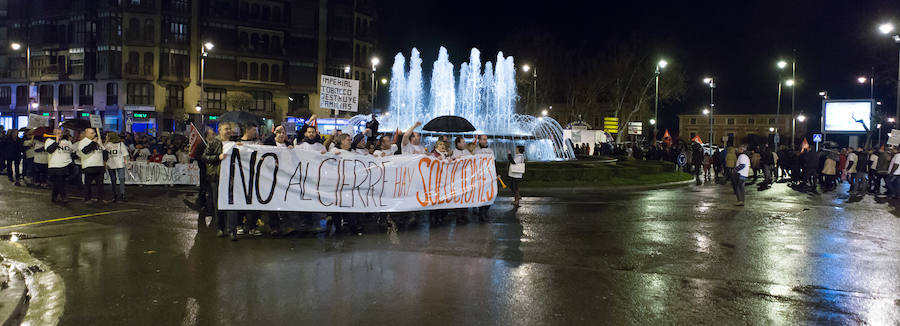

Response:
(226, 93), (254, 111)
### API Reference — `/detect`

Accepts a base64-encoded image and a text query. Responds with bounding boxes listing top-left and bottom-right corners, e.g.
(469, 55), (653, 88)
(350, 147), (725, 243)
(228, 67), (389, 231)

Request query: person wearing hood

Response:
(351, 133), (370, 156)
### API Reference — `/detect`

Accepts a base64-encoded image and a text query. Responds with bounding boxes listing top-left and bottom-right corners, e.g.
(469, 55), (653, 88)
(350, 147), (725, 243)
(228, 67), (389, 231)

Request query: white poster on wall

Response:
(320, 75), (360, 112)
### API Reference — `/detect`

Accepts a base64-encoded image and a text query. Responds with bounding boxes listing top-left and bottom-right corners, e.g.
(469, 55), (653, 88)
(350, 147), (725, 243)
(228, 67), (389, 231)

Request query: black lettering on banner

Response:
(228, 148), (258, 205)
(317, 158), (335, 206)
(379, 162), (389, 206)
(285, 161), (313, 202)
(255, 152), (278, 204)
(366, 162), (380, 207)
(338, 159), (353, 208)
(352, 160), (369, 207)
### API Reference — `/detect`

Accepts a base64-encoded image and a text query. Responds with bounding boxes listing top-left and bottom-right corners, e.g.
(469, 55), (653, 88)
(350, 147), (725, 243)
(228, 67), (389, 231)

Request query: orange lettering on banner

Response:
(416, 157), (431, 206)
(485, 158), (495, 201)
(450, 161), (460, 203)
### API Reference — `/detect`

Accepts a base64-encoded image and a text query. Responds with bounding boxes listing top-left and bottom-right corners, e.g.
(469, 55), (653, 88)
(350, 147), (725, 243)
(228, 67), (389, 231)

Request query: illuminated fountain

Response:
(347, 47), (574, 161)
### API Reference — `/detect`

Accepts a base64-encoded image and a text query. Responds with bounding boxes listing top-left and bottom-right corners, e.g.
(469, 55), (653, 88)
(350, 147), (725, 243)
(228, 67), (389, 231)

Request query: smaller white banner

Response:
(320, 75), (359, 112)
(104, 162), (200, 185)
(27, 114), (49, 129)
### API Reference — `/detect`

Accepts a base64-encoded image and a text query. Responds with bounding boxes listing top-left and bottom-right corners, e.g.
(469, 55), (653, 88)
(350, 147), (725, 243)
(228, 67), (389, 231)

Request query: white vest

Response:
(46, 138), (74, 168)
(77, 138), (105, 168)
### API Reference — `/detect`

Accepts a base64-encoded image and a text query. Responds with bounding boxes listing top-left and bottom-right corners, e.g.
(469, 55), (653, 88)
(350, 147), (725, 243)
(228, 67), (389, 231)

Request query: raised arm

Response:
(403, 122), (422, 146)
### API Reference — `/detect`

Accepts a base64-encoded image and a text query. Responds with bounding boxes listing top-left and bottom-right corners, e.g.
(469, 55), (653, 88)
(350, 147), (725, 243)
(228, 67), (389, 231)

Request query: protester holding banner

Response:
(453, 136), (472, 158)
(473, 135), (494, 222)
(105, 132), (129, 202)
(230, 125), (263, 237)
(46, 129), (74, 203)
(263, 125), (292, 148)
(77, 128), (107, 203)
(203, 122), (235, 238)
(401, 122), (426, 155)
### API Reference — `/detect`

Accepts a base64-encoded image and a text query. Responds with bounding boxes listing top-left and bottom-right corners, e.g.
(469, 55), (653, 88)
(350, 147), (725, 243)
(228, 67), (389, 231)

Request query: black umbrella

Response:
(422, 115), (476, 132)
(218, 111), (262, 127)
(59, 119), (92, 130)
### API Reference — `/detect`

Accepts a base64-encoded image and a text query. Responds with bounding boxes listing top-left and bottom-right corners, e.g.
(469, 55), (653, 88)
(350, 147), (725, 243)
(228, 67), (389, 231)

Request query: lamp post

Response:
(654, 59), (668, 140)
(776, 60), (787, 148)
(522, 64), (537, 115)
(702, 108), (712, 145)
(785, 79), (795, 148)
(703, 77), (715, 145)
(879, 22), (900, 126)
(199, 42), (214, 119)
(857, 75), (875, 98)
(371, 57), (379, 110)
(10, 42), (33, 111)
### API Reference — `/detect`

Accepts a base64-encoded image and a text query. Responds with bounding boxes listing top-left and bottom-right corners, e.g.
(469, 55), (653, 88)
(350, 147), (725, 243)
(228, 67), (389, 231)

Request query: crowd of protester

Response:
(197, 115), (515, 241)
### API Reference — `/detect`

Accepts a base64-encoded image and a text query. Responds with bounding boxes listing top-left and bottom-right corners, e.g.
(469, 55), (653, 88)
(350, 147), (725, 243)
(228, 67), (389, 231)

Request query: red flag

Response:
(801, 138), (810, 152)
(691, 135), (703, 144)
(188, 123), (206, 159)
(662, 129), (672, 146)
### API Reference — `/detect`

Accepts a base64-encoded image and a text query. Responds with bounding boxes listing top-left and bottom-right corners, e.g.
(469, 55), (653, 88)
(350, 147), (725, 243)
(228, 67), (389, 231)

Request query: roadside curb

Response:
(0, 238), (65, 326)
(501, 179), (694, 195)
(0, 262), (27, 326)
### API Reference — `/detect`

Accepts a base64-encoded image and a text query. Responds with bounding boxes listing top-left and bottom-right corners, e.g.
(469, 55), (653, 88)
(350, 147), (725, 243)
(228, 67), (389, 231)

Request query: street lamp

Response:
(344, 65), (351, 76)
(199, 41), (214, 122)
(775, 60), (789, 148)
(381, 78), (387, 85)
(371, 57), (379, 108)
(819, 91), (828, 99)
(10, 41), (32, 110)
(541, 109), (548, 116)
(522, 64), (537, 114)
(783, 79), (795, 147)
(649, 118), (656, 125)
(878, 21), (900, 128)
(857, 75), (875, 98)
(654, 59), (668, 140)
(30, 102), (38, 110)
(797, 114), (806, 122)
(703, 77), (715, 145)
(890, 117), (896, 123)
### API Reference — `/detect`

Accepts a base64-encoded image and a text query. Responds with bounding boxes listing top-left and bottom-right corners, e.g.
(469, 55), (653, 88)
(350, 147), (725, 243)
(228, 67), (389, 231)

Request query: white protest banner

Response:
(105, 162), (200, 185)
(27, 114), (50, 129)
(89, 114), (102, 129)
(888, 129), (900, 146)
(320, 75), (359, 112)
(218, 145), (498, 212)
(627, 122), (642, 135)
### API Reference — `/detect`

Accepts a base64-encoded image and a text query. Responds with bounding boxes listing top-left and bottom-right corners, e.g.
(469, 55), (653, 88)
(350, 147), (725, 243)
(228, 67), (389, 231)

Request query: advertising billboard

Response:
(823, 100), (873, 133)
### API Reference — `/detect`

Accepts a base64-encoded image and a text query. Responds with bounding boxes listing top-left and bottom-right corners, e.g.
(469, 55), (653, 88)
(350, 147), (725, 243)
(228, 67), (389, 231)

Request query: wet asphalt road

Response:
(0, 177), (898, 325)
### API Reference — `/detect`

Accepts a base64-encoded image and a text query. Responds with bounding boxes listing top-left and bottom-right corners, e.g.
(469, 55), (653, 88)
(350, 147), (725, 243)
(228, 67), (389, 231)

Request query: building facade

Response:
(678, 113), (807, 147)
(0, 0), (378, 133)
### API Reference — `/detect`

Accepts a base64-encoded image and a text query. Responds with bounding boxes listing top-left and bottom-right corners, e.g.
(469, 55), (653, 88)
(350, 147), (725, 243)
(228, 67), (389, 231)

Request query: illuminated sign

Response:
(208, 116), (218, 120)
(80, 113), (91, 117)
(133, 113), (149, 118)
(41, 113), (50, 116)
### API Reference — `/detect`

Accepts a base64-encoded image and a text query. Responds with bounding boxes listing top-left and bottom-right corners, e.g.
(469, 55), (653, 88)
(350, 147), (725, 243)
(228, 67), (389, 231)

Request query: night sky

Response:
(378, 0), (900, 132)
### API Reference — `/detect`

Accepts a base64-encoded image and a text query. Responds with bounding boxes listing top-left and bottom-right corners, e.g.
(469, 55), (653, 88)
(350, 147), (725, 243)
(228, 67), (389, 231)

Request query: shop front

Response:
(125, 106), (158, 136)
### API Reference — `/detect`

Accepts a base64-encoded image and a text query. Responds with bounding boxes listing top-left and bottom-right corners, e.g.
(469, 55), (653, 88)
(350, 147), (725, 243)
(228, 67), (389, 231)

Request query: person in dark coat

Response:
(5, 132), (24, 185)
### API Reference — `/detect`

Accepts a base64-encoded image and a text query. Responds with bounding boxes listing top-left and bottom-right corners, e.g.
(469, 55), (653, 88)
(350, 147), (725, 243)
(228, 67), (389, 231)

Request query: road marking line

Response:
(0, 209), (138, 230)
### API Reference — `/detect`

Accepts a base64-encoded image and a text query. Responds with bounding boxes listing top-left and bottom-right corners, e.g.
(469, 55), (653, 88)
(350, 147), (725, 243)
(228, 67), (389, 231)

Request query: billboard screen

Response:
(823, 100), (872, 133)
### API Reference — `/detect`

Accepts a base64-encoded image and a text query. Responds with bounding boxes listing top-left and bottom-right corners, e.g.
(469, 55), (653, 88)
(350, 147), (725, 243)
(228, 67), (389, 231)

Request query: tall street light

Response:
(879, 22), (900, 126)
(784, 79), (795, 148)
(702, 107), (712, 145)
(776, 60), (788, 148)
(371, 57), (379, 110)
(703, 77), (715, 145)
(857, 75), (875, 98)
(10, 42), (33, 111)
(654, 59), (668, 140)
(796, 114), (807, 150)
(522, 64), (537, 114)
(198, 42), (214, 115)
